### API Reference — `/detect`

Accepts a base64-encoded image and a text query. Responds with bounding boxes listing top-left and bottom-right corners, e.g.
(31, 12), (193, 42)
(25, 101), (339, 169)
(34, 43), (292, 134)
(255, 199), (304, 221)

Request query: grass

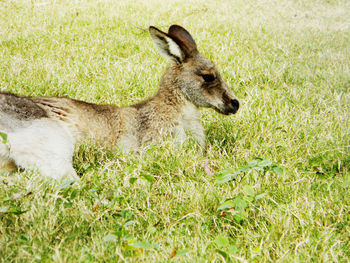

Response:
(1, 0), (349, 261)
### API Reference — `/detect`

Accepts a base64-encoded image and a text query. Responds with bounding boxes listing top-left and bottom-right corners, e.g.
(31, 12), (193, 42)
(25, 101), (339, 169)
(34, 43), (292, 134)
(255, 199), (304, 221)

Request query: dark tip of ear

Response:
(168, 25), (186, 33)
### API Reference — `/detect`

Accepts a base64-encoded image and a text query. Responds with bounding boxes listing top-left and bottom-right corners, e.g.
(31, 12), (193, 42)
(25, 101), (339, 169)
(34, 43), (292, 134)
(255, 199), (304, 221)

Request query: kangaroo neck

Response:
(154, 66), (190, 107)
(154, 83), (186, 106)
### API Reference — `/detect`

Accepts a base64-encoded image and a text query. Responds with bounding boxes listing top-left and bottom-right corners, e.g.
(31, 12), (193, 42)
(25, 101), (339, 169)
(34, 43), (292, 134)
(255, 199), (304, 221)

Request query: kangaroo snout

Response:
(228, 98), (239, 114)
(220, 89), (239, 115)
(222, 98), (239, 115)
(231, 98), (240, 112)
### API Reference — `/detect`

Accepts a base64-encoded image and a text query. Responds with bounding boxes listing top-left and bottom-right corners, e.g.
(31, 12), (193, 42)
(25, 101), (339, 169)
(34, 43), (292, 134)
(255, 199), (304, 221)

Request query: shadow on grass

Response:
(206, 120), (240, 154)
(308, 151), (350, 179)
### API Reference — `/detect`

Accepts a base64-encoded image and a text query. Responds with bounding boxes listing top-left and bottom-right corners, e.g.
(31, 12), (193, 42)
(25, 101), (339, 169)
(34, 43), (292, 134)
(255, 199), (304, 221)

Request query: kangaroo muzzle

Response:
(221, 91), (239, 115)
(228, 98), (239, 114)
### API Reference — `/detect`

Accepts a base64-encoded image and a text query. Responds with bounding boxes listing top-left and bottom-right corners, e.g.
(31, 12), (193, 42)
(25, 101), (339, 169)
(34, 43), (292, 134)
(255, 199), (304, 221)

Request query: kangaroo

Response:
(0, 25), (239, 180)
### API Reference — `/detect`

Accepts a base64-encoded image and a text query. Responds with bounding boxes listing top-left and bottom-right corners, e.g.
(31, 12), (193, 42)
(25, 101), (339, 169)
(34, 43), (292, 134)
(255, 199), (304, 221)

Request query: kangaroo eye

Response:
(201, 74), (215, 82)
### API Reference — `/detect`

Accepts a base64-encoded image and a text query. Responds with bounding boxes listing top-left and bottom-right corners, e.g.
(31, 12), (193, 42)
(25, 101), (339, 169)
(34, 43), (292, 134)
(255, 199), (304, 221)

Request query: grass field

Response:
(1, 0), (349, 262)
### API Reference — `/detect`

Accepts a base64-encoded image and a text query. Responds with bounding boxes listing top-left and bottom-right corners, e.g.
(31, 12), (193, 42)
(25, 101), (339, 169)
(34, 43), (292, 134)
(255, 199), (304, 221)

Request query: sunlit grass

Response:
(1, 0), (349, 261)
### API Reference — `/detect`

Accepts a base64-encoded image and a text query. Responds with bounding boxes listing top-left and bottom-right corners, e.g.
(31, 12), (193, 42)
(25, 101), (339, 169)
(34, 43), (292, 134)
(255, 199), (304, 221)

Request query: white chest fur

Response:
(174, 101), (205, 147)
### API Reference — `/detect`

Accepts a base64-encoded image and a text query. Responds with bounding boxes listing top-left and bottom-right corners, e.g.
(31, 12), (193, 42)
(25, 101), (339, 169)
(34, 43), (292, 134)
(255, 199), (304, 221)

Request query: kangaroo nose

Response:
(230, 99), (239, 113)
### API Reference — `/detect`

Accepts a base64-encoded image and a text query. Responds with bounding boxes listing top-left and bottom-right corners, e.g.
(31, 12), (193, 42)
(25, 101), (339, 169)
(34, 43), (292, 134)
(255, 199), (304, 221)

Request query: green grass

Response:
(1, 0), (349, 261)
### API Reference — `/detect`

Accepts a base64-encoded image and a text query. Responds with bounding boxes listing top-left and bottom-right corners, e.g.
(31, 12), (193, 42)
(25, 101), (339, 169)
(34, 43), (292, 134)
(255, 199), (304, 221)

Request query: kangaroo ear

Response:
(168, 25), (198, 58)
(149, 26), (184, 63)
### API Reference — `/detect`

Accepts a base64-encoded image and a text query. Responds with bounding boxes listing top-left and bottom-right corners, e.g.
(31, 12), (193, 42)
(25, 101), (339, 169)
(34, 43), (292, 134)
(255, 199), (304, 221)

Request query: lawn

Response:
(1, 0), (349, 262)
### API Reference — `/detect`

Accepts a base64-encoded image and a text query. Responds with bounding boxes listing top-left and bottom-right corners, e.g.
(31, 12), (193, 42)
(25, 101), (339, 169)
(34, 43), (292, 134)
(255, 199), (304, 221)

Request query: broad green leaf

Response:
(228, 244), (238, 254)
(239, 166), (250, 173)
(216, 168), (235, 177)
(140, 174), (154, 184)
(0, 206), (28, 215)
(248, 160), (258, 167)
(343, 179), (350, 188)
(215, 236), (229, 248)
(123, 236), (136, 243)
(129, 241), (159, 250)
(176, 249), (191, 256)
(215, 171), (240, 184)
(258, 160), (273, 167)
(147, 226), (157, 234)
(215, 175), (232, 184)
(124, 220), (137, 227)
(103, 234), (117, 242)
(243, 185), (255, 196)
(233, 210), (248, 223)
(129, 177), (137, 184)
(0, 131), (7, 143)
(233, 197), (247, 209)
(272, 166), (283, 175)
(217, 200), (235, 211)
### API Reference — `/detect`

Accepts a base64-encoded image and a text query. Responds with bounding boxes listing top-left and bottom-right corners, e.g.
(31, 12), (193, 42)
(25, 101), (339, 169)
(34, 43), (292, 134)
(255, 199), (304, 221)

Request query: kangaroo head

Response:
(149, 25), (239, 115)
